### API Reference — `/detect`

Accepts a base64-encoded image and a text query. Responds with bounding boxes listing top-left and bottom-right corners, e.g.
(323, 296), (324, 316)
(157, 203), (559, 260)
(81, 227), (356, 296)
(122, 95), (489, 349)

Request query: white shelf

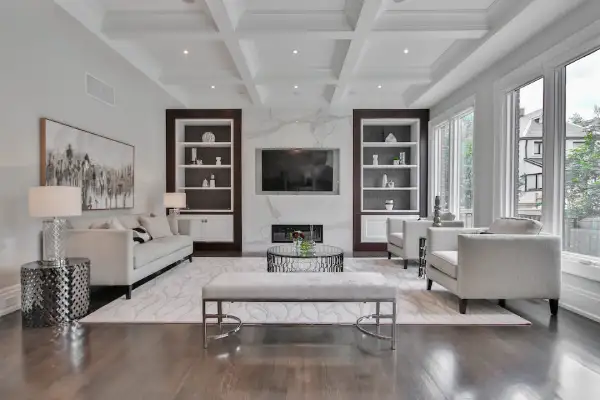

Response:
(363, 187), (418, 191)
(179, 209), (233, 214)
(178, 187), (232, 190)
(363, 142), (417, 148)
(362, 210), (420, 213)
(363, 165), (418, 169)
(178, 165), (231, 169)
(178, 142), (232, 147)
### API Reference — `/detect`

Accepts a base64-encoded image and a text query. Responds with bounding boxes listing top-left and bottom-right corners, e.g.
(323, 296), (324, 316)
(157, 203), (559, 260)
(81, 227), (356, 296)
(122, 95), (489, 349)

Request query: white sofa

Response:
(426, 217), (561, 314)
(387, 217), (464, 268)
(65, 214), (193, 299)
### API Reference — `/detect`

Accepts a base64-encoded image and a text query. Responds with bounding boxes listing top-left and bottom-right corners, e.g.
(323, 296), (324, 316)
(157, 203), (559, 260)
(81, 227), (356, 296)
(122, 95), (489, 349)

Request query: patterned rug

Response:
(81, 258), (530, 325)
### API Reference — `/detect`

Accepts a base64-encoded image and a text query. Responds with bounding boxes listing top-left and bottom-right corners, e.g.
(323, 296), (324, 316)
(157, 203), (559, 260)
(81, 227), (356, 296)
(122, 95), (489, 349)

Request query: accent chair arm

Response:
(427, 227), (482, 252)
(456, 234), (562, 299)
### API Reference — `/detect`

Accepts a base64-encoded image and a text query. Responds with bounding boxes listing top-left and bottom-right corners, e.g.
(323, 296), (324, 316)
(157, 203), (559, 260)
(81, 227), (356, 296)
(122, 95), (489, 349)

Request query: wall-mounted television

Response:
(257, 149), (339, 195)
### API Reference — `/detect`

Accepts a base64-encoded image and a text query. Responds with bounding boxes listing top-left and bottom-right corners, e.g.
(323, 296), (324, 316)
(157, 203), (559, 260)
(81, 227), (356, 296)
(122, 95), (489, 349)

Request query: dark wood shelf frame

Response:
(353, 109), (429, 252)
(166, 109), (242, 252)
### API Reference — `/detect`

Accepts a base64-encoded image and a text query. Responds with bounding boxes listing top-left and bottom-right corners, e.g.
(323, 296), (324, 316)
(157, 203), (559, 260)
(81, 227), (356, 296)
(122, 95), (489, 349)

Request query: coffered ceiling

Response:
(55, 0), (587, 108)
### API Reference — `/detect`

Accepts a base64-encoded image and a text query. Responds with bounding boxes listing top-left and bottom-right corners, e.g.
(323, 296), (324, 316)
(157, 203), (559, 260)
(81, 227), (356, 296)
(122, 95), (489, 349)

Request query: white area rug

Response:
(82, 258), (530, 325)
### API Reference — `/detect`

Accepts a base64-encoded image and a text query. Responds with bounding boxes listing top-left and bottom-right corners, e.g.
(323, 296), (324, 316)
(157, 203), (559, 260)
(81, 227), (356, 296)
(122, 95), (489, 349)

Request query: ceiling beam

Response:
(204, 0), (263, 105)
(329, 0), (387, 105)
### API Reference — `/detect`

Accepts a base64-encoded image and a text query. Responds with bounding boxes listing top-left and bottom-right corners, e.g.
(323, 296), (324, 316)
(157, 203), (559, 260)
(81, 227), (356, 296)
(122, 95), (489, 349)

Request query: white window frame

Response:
(494, 18), (600, 274)
(429, 98), (475, 223)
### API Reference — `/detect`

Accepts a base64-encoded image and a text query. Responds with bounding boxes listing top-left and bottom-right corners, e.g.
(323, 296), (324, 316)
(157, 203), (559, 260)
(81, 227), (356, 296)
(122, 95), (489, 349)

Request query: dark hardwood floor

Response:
(1, 300), (600, 400)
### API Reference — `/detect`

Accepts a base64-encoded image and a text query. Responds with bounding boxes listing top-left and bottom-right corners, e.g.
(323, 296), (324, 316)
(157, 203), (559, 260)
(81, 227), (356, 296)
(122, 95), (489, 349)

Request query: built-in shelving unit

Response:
(353, 109), (429, 251)
(167, 109), (242, 253)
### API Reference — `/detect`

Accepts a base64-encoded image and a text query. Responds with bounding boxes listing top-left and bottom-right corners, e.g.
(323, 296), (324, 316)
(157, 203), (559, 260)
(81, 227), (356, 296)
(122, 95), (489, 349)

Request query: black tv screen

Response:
(261, 149), (335, 192)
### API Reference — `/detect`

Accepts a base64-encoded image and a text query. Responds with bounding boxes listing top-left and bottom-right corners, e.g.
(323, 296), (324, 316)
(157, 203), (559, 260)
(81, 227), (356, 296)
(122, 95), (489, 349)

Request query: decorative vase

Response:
(433, 195), (442, 227)
(191, 148), (198, 165)
(398, 153), (406, 165)
(209, 174), (215, 188)
(385, 133), (397, 143)
(202, 132), (215, 143)
(215, 157), (221, 166)
(385, 200), (394, 211)
(372, 154), (379, 166)
(393, 159), (400, 166)
(202, 178), (209, 187)
(387, 181), (395, 188)
(382, 173), (388, 188)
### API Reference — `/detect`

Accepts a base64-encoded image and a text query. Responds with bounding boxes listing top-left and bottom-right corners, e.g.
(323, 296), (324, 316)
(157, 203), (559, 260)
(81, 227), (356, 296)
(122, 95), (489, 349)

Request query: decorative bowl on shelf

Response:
(202, 132), (215, 143)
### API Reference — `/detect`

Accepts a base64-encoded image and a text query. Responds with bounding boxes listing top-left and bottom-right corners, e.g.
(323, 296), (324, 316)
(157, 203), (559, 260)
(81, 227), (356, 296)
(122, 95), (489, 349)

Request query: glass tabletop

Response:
(267, 244), (343, 258)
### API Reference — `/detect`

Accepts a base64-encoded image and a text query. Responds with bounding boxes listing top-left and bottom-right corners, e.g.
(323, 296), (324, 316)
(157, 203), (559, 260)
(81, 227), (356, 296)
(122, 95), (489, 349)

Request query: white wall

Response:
(0, 0), (182, 290)
(242, 109), (354, 253)
(431, 0), (600, 227)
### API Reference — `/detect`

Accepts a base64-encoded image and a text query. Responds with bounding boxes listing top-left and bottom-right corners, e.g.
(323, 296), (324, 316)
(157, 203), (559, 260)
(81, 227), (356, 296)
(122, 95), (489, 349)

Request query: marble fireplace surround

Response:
(242, 109), (354, 254)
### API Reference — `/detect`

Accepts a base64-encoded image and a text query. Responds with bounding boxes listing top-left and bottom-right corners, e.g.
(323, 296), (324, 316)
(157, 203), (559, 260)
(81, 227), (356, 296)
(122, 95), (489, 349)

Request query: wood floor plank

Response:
(1, 299), (600, 399)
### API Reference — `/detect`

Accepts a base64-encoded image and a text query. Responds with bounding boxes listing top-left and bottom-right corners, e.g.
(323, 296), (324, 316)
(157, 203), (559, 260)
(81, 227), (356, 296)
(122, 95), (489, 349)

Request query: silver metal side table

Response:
(21, 258), (90, 328)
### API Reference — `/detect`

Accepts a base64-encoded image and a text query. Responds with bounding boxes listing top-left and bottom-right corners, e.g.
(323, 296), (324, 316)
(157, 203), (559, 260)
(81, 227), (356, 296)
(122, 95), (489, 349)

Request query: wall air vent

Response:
(85, 73), (116, 106)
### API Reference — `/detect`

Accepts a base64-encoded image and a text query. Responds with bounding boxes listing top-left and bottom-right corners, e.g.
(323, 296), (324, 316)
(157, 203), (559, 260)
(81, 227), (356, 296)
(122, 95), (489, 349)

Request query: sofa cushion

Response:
(134, 235), (193, 269)
(388, 233), (404, 248)
(118, 215), (142, 229)
(140, 216), (173, 239)
(488, 217), (543, 235)
(428, 251), (458, 279)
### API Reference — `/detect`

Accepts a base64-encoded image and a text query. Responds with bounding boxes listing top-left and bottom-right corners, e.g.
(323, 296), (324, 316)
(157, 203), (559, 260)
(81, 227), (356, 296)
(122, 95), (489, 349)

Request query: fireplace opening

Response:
(271, 225), (324, 243)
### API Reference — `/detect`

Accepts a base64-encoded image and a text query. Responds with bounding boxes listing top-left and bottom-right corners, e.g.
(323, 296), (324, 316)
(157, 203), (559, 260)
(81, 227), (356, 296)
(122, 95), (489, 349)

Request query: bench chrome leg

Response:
(217, 301), (223, 328)
(375, 302), (381, 334)
(391, 300), (396, 351)
(203, 300), (208, 349)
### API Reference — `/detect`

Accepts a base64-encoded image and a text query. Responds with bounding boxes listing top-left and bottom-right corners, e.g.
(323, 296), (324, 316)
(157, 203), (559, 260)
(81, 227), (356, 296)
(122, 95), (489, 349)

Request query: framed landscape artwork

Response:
(40, 118), (135, 210)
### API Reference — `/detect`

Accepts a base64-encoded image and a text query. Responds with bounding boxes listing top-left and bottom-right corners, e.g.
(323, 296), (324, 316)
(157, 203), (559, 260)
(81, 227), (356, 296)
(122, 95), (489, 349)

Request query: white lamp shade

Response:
(29, 186), (82, 218)
(164, 192), (186, 208)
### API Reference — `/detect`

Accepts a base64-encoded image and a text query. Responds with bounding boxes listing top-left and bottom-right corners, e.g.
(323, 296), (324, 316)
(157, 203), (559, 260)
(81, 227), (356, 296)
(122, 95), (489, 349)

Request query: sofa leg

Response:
(426, 279), (433, 291)
(459, 299), (468, 314)
(549, 299), (559, 316)
(125, 285), (132, 300)
(387, 252), (392, 260)
(498, 299), (506, 308)
(403, 259), (408, 269)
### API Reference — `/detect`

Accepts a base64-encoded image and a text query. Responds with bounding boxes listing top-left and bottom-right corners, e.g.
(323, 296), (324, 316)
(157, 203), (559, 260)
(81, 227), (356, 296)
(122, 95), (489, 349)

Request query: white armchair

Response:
(426, 218), (561, 315)
(387, 218), (464, 268)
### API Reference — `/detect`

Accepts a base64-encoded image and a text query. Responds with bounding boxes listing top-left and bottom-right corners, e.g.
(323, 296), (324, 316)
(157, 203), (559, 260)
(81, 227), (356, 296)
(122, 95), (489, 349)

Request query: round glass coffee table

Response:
(267, 244), (344, 272)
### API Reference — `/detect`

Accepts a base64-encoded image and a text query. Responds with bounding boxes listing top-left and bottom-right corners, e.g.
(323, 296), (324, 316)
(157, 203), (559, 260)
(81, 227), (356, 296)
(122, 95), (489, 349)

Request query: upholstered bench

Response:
(202, 272), (398, 349)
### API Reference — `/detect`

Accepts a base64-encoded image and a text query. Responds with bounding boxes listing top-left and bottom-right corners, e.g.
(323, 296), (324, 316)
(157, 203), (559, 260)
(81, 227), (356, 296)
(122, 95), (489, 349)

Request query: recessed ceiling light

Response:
(294, 85), (299, 89)
(292, 49), (299, 54)
(377, 85), (382, 89)
(183, 49), (189, 55)
(210, 85), (215, 89)
(404, 48), (409, 54)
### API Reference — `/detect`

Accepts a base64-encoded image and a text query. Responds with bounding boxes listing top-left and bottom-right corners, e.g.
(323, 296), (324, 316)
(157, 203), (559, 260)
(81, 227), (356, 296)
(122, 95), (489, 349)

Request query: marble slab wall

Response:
(242, 109), (353, 253)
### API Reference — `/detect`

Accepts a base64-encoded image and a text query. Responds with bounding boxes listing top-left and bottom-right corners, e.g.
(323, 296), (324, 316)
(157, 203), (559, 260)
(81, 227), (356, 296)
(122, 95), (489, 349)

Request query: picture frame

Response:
(40, 118), (135, 210)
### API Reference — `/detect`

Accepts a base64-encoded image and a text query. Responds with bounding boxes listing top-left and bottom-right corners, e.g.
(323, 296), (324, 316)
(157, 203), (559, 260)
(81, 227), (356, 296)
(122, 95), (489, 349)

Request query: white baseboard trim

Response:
(561, 283), (600, 324)
(0, 284), (21, 318)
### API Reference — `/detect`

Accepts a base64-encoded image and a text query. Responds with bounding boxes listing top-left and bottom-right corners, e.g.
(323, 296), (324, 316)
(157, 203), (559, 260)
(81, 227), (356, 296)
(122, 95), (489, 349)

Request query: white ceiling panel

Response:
(98, 0), (208, 12)
(55, 0), (572, 107)
(387, 0), (498, 11)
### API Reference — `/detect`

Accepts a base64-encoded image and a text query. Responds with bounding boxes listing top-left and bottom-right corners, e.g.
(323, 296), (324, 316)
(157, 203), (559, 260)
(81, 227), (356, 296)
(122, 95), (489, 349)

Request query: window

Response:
(434, 122), (451, 212)
(563, 48), (600, 258)
(511, 78), (544, 220)
(432, 109), (475, 225)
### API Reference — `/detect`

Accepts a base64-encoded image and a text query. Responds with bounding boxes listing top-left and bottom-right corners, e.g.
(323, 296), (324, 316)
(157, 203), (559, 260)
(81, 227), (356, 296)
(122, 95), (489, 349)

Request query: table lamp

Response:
(29, 186), (82, 265)
(164, 192), (187, 215)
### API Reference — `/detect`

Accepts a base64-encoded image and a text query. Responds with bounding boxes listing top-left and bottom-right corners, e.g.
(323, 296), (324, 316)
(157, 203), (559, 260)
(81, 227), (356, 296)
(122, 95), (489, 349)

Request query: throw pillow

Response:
(488, 217), (543, 235)
(108, 218), (127, 231)
(132, 226), (152, 244)
(140, 216), (173, 239)
(89, 220), (109, 229)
